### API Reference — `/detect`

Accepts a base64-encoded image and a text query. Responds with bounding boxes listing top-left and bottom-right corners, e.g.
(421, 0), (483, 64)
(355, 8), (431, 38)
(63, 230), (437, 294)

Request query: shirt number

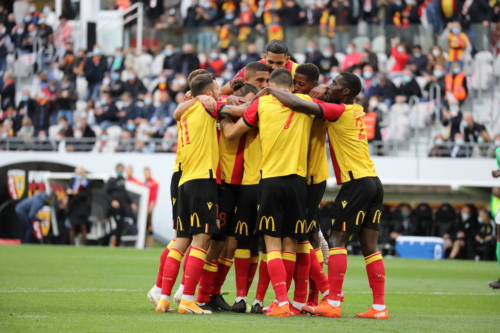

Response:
(355, 118), (366, 140)
(284, 111), (295, 129)
(180, 118), (190, 146)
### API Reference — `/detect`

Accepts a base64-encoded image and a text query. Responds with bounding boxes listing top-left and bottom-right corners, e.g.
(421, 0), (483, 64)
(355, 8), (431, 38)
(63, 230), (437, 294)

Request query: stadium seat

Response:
(391, 76), (402, 88)
(386, 103), (411, 141)
(76, 77), (88, 101)
(409, 102), (433, 131)
(151, 54), (165, 77)
(219, 53), (228, 64)
(48, 125), (60, 139)
(372, 36), (386, 53)
(376, 52), (388, 74)
(415, 76), (428, 94)
(493, 54), (500, 82)
(134, 53), (153, 80)
(215, 77), (224, 88)
(106, 126), (123, 140)
(76, 100), (87, 112)
(335, 52), (345, 67)
(471, 51), (494, 91)
(91, 125), (103, 137)
(352, 36), (370, 52)
(293, 53), (306, 65)
(435, 203), (456, 237)
(414, 203), (434, 236)
(198, 53), (206, 65)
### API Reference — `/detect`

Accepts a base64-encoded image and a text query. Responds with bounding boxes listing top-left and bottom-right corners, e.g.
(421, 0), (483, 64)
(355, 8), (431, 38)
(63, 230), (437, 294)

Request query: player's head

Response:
(191, 73), (220, 101)
(115, 163), (125, 177)
(125, 165), (134, 178)
(293, 63), (319, 94)
(144, 167), (151, 179)
(262, 39), (290, 72)
(188, 69), (214, 88)
(268, 68), (293, 92)
(244, 61), (270, 90)
(231, 78), (259, 102)
(325, 72), (362, 103)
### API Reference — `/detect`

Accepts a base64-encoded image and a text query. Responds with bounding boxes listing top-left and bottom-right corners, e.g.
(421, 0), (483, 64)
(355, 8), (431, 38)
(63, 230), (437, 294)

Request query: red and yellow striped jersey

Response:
(177, 101), (224, 186)
(218, 128), (246, 185)
(307, 118), (329, 185)
(173, 123), (182, 173)
(447, 32), (469, 62)
(243, 94), (313, 179)
(241, 127), (262, 185)
(318, 102), (377, 184)
(232, 59), (299, 82)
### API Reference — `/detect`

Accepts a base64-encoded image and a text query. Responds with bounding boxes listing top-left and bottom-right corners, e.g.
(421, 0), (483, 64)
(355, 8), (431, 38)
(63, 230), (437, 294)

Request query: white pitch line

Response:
(17, 315), (48, 318)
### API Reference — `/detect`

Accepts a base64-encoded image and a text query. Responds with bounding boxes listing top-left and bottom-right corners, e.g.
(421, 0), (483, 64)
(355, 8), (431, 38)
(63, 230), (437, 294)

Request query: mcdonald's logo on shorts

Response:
(355, 211), (366, 225)
(372, 210), (382, 223)
(235, 221), (249, 236)
(177, 217), (184, 231)
(190, 213), (201, 227)
(295, 220), (306, 234)
(259, 216), (275, 231)
(307, 220), (316, 233)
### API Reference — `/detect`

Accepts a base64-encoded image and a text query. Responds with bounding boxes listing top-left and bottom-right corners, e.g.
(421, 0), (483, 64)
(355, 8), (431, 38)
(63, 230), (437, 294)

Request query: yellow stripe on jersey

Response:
(241, 127), (262, 185)
(307, 118), (329, 185)
(178, 101), (219, 186)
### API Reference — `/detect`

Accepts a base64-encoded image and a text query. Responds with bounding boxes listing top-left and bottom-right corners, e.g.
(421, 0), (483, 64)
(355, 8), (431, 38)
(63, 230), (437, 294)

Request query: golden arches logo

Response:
(307, 220), (317, 233)
(372, 210), (382, 224)
(177, 217), (184, 231)
(259, 216), (275, 231)
(190, 213), (201, 227)
(235, 221), (249, 236)
(355, 211), (366, 225)
(295, 220), (306, 234)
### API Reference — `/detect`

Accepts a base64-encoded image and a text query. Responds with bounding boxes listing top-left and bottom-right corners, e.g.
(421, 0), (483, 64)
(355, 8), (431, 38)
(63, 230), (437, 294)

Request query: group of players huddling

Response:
(146, 39), (388, 319)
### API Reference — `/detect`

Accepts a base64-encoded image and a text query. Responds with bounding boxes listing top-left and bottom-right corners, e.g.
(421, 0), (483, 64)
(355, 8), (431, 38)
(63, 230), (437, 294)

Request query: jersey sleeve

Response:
(242, 99), (259, 127)
(231, 67), (246, 82)
(314, 101), (346, 122)
(204, 101), (226, 118)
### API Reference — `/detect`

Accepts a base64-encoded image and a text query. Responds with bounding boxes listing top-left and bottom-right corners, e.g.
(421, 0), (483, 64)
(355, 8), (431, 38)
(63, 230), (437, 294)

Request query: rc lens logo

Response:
(7, 169), (26, 200)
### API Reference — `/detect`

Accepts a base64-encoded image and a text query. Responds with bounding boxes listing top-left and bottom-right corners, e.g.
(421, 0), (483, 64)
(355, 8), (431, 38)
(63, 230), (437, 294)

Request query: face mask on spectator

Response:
(58, 123), (65, 131)
(461, 120), (468, 128)
(101, 135), (108, 141)
(413, 52), (421, 58)
(74, 130), (82, 139)
(123, 101), (131, 108)
(363, 71), (372, 80)
(401, 211), (410, 218)
(495, 140), (500, 146)
(74, 122), (81, 129)
(43, 6), (52, 14)
(126, 123), (136, 131)
(29, 6), (36, 13)
(369, 99), (378, 108)
(112, 73), (120, 81)
(100, 98), (107, 105)
(435, 138), (443, 145)
(240, 6), (249, 12)
(158, 77), (166, 83)
(127, 74), (136, 81)
(306, 46), (314, 53)
(225, 14), (234, 20)
(38, 18), (46, 24)
(126, 54), (134, 60)
(24, 15), (32, 22)
(1, 132), (8, 139)
(201, 2), (211, 9)
(452, 28), (461, 34)
(177, 78), (187, 86)
(115, 52), (123, 59)
(330, 72), (339, 78)
(228, 50), (236, 58)
(75, 174), (83, 181)
(397, 45), (404, 53)
(39, 135), (47, 141)
(21, 96), (28, 102)
(144, 98), (152, 105)
(477, 137), (484, 144)
(323, 50), (332, 58)
(116, 170), (123, 177)
(17, 28), (24, 35)
(346, 47), (353, 54)
(210, 52), (219, 60)
(449, 105), (459, 113)
(433, 69), (443, 78)
(29, 31), (36, 37)
(406, 0), (414, 5)
(402, 75), (411, 83)
(93, 48), (101, 56)
(453, 67), (460, 75)
(455, 138), (464, 145)
(461, 213), (469, 221)
(432, 49), (441, 57)
(61, 83), (69, 89)
(0, 27), (5, 34)
(163, 49), (173, 57)
(395, 1), (402, 5)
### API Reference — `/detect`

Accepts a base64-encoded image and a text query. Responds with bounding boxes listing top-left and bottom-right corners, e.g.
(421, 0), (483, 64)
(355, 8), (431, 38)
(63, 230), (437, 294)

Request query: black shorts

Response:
(306, 181), (327, 235)
(170, 171), (182, 229)
(331, 177), (384, 233)
(233, 184), (259, 242)
(176, 179), (220, 238)
(256, 175), (307, 240)
(211, 182), (240, 241)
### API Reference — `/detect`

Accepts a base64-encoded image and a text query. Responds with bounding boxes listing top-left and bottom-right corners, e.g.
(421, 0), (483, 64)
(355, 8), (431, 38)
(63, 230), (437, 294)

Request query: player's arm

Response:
(220, 82), (234, 96)
(173, 95), (217, 121)
(219, 102), (251, 118)
(492, 170), (500, 178)
(264, 87), (323, 117)
(220, 117), (251, 141)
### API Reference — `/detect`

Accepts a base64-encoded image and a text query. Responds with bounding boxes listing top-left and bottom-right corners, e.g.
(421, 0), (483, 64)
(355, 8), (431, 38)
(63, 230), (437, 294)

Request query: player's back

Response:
(257, 94), (313, 179)
(326, 103), (377, 184)
(177, 101), (219, 186)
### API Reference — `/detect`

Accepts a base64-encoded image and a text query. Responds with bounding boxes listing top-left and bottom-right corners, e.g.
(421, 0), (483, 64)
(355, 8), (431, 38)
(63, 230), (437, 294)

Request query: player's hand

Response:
(309, 84), (328, 99)
(249, 87), (270, 104)
(66, 188), (73, 195)
(131, 203), (138, 213)
(226, 95), (247, 106)
(196, 95), (217, 112)
(184, 91), (193, 100)
(492, 170), (500, 178)
(111, 200), (120, 208)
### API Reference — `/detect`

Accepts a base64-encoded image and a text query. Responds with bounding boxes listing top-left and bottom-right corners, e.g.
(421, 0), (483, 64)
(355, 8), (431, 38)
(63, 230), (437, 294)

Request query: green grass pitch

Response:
(0, 246), (499, 332)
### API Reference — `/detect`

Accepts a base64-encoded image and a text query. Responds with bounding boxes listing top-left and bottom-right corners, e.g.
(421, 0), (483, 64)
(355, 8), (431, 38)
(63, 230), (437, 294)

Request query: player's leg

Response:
(247, 237), (260, 295)
(488, 223), (500, 289)
(196, 239), (224, 311)
(211, 237), (235, 305)
(253, 239), (269, 314)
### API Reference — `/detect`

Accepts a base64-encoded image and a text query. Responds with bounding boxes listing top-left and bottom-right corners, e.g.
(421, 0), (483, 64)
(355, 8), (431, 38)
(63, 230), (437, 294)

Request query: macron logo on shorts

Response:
(342, 201), (348, 208)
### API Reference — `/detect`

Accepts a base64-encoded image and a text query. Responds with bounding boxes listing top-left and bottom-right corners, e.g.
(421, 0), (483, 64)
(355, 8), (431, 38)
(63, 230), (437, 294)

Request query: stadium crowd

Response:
(0, 0), (499, 155)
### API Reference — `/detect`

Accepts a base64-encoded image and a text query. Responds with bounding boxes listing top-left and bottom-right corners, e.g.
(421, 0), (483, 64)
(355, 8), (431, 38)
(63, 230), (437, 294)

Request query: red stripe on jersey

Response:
(182, 118), (190, 144)
(283, 111), (295, 129)
(328, 137), (342, 185)
(230, 135), (246, 185)
(216, 129), (222, 185)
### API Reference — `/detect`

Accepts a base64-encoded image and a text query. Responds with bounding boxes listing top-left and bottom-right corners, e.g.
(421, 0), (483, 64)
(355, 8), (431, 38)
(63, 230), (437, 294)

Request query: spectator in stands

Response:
(361, 42), (378, 72)
(37, 13), (52, 47)
(11, 24), (27, 51)
(17, 116), (34, 147)
(120, 92), (145, 126)
(398, 68), (422, 100)
(441, 101), (462, 141)
(118, 130), (134, 152)
(377, 73), (398, 106)
(176, 43), (200, 76)
(390, 204), (419, 240)
(329, 0), (352, 53)
(6, 13), (15, 34)
(428, 134), (449, 157)
(32, 93), (53, 135)
(319, 45), (339, 76)
(124, 69), (147, 101)
(95, 92), (120, 130)
(445, 62), (468, 104)
(441, 21), (470, 72)
(150, 91), (176, 126)
(54, 15), (72, 58)
(57, 116), (73, 138)
(221, 68), (234, 85)
(15, 191), (52, 243)
(59, 46), (77, 86)
(56, 76), (77, 125)
(233, 2), (258, 50)
(388, 95), (411, 141)
(424, 64), (446, 99)
(449, 133), (470, 158)
(427, 45), (447, 71)
(407, 45), (428, 76)
(75, 100), (96, 126)
(34, 130), (53, 151)
(103, 163), (138, 247)
(72, 118), (96, 152)
(16, 90), (37, 133)
(385, 0), (405, 42)
(466, 0), (491, 52)
(203, 48), (226, 77)
(1, 71), (15, 109)
(304, 40), (322, 69)
(214, 7), (236, 51)
(66, 166), (92, 246)
(449, 204), (479, 259)
(361, 64), (379, 100)
(109, 71), (126, 100)
(93, 129), (116, 153)
(275, 0), (303, 54)
(389, 39), (410, 75)
(168, 73), (188, 99)
(84, 44), (108, 101)
(225, 46), (244, 73)
(472, 209), (496, 260)
(342, 42), (362, 71)
(21, 23), (38, 54)
(109, 47), (125, 74)
(462, 113), (489, 143)
(143, 93), (156, 120)
(245, 44), (261, 64)
(363, 98), (382, 144)
(196, 0), (218, 54)
(162, 44), (178, 73)
(0, 23), (11, 75)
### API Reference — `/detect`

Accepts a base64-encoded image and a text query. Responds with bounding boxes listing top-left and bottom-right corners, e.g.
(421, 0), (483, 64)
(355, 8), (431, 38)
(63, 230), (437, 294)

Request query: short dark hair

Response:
(187, 69), (214, 88)
(245, 61), (269, 76)
(269, 68), (292, 88)
(231, 78), (259, 97)
(190, 74), (215, 97)
(116, 163), (124, 169)
(295, 63), (320, 83)
(339, 72), (362, 97)
(265, 39), (288, 55)
(413, 45), (422, 50)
